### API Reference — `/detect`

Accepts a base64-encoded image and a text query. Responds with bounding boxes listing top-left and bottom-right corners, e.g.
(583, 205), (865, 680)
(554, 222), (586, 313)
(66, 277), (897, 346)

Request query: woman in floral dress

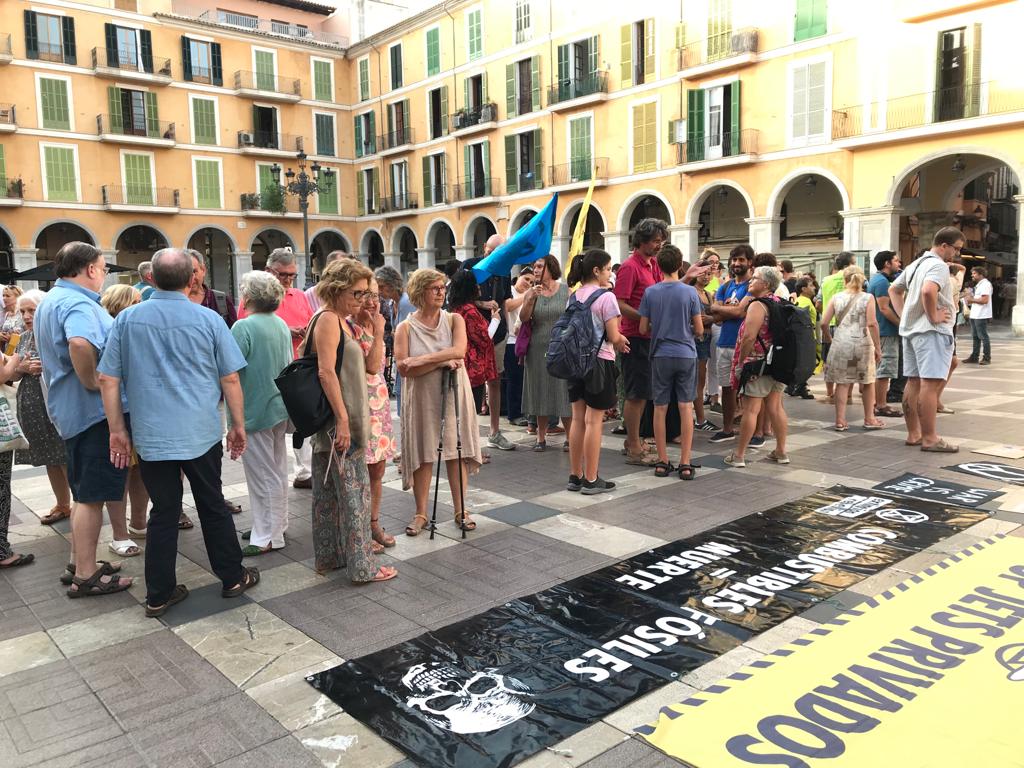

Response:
(355, 278), (398, 550)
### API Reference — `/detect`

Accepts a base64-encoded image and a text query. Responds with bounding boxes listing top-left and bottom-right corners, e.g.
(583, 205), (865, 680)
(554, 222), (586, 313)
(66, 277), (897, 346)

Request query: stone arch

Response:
(767, 168), (851, 218)
(426, 218), (457, 263)
(558, 200), (610, 239)
(941, 162), (1021, 212)
(463, 215), (498, 251)
(685, 179), (756, 226)
(309, 229), (350, 278)
(113, 224), (171, 270)
(247, 227), (295, 255)
(510, 206), (540, 235)
(360, 228), (385, 268)
(31, 219), (99, 250)
(359, 227), (384, 254)
(110, 222), (170, 253)
(309, 227), (350, 253)
(886, 146), (1024, 209)
(181, 224), (239, 253)
(390, 225), (418, 254)
(186, 226), (237, 294)
(0, 223), (17, 251)
(617, 189), (676, 231)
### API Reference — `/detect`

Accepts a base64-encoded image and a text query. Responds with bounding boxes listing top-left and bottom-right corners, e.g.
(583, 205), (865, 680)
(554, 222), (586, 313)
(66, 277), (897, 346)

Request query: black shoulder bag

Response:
(274, 312), (344, 438)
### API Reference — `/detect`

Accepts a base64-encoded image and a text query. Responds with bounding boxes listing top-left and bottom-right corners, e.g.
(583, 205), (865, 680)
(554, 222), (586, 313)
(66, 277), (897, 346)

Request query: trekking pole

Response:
(428, 367), (449, 541)
(450, 367), (468, 539)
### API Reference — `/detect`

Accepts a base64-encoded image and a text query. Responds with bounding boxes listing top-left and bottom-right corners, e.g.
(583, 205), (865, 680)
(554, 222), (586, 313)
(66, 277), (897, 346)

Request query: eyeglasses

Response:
(272, 269), (298, 279)
(428, 285), (446, 295)
(360, 291), (380, 302)
(351, 289), (372, 300)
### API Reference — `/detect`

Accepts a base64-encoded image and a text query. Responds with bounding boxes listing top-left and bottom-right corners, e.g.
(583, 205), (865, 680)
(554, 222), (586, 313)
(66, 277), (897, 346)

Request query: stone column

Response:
(1012, 195), (1024, 336)
(454, 245), (475, 262)
(669, 224), (700, 261)
(602, 231), (629, 264)
(13, 248), (38, 290)
(294, 253), (309, 290)
(102, 249), (119, 290)
(354, 252), (370, 267)
(841, 206), (900, 271)
(383, 252), (401, 271)
(232, 251), (254, 296)
(416, 247), (437, 270)
(745, 217), (783, 255)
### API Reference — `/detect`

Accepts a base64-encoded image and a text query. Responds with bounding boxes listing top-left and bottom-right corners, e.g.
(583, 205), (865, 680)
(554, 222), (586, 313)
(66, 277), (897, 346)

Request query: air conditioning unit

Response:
(669, 119), (686, 144)
(452, 112), (465, 129)
(480, 104), (496, 122)
(730, 30), (758, 54)
(238, 131), (254, 146)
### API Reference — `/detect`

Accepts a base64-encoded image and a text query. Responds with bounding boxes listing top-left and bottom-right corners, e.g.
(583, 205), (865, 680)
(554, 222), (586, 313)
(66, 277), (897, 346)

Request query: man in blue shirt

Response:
(35, 242), (133, 598)
(867, 250), (903, 418)
(708, 245), (753, 443)
(99, 247), (256, 617)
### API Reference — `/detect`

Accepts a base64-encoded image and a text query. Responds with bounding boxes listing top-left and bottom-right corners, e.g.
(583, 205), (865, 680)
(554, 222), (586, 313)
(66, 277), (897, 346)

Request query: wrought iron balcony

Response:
(381, 193), (418, 213)
(91, 47), (171, 81)
(449, 103), (498, 133)
(1, 178), (23, 199)
(102, 185), (180, 209)
(237, 131), (305, 153)
(379, 127), (414, 152)
(452, 177), (500, 202)
(508, 170), (544, 195)
(547, 72), (609, 107)
(164, 3), (348, 47)
(240, 191), (300, 214)
(549, 157), (609, 187)
(832, 82), (1022, 140)
(96, 114), (175, 144)
(423, 184), (449, 207)
(677, 27), (758, 73)
(675, 128), (758, 164)
(234, 70), (301, 100)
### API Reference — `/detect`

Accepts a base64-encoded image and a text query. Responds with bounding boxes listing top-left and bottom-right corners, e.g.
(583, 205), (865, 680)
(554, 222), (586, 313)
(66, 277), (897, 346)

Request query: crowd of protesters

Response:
(0, 223), (999, 616)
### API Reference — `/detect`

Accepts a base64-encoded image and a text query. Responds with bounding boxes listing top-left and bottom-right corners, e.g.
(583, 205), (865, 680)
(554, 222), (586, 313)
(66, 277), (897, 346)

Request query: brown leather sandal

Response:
(372, 520), (396, 548)
(405, 514), (429, 537)
(40, 504), (71, 525)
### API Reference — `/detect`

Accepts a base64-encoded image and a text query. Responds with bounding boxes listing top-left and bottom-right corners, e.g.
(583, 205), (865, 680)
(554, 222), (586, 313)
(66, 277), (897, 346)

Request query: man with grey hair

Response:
(133, 261), (156, 300)
(99, 247), (256, 617)
(239, 247), (316, 487)
(305, 249), (351, 311)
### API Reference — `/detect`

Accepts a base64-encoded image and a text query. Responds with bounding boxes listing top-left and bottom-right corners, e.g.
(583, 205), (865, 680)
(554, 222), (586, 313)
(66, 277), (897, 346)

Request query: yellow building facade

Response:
(1, 0), (1022, 328)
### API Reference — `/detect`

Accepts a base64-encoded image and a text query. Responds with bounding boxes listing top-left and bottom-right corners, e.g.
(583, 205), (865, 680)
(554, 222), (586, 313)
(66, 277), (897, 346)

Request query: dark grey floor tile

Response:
(483, 500), (562, 525)
(0, 604), (43, 643)
(580, 737), (686, 767)
(157, 581), (254, 628)
(213, 735), (321, 767)
(24, 735), (146, 768)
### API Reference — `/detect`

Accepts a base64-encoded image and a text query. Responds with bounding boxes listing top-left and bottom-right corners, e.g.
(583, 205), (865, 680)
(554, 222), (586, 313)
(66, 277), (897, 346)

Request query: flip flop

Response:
(833, 424), (849, 432)
(364, 566), (398, 583)
(921, 440), (959, 453)
(39, 505), (71, 525)
(862, 423), (885, 431)
(905, 439), (922, 446)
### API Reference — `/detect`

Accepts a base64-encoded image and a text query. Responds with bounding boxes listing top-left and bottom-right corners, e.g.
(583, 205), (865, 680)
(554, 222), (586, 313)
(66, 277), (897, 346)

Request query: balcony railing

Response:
(547, 72), (609, 105)
(381, 192), (418, 212)
(234, 70), (301, 98)
(676, 128), (758, 163)
(1, 179), (23, 199)
(36, 42), (64, 63)
(102, 185), (179, 207)
(164, 2), (348, 47)
(91, 46), (171, 76)
(508, 170), (543, 194)
(452, 177), (500, 202)
(423, 184), (449, 207)
(240, 191), (300, 213)
(379, 127), (414, 151)
(677, 27), (758, 71)
(449, 103), (498, 132)
(97, 114), (175, 141)
(0, 104), (15, 126)
(237, 131), (304, 152)
(832, 82), (1022, 139)
(549, 157), (609, 186)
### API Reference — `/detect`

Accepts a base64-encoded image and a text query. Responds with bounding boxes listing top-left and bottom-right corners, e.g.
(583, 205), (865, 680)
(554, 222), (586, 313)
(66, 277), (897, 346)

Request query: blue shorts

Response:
(65, 417), (130, 504)
(695, 336), (712, 360)
(651, 357), (697, 406)
(903, 332), (954, 380)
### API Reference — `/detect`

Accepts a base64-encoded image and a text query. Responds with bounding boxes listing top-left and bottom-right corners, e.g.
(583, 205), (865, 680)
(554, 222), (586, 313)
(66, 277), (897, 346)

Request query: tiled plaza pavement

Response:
(3, 331), (1024, 767)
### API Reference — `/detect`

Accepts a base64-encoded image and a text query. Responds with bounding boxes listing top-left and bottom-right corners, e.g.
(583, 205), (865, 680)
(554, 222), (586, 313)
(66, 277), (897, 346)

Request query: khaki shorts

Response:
(740, 374), (785, 398)
(716, 346), (736, 389)
(493, 337), (507, 376)
(877, 336), (899, 379)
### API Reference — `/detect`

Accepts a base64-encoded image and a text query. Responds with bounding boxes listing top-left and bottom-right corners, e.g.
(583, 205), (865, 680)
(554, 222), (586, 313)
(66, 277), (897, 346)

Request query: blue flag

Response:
(471, 193), (559, 284)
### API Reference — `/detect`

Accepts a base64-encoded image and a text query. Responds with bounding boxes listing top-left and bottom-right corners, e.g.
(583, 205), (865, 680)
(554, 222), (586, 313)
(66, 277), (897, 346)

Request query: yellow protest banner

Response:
(564, 171), (596, 279)
(640, 535), (1024, 768)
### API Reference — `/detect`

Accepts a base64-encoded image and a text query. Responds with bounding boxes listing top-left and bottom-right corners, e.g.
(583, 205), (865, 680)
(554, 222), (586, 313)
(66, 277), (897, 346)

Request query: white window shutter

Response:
(806, 61), (827, 139)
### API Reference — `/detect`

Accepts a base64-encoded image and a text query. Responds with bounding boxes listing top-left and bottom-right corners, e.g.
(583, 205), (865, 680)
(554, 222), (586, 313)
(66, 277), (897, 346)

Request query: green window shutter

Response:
(557, 44), (569, 94)
(319, 173), (338, 214)
(588, 36), (599, 79)
(463, 77), (470, 112)
(316, 114), (335, 156)
(422, 155), (432, 205)
(359, 59), (369, 101)
(532, 128), (542, 190)
(210, 42), (223, 86)
(61, 16), (76, 65)
(504, 135), (517, 194)
(468, 10), (482, 61)
(181, 36), (193, 81)
(463, 144), (471, 197)
(686, 89), (705, 161)
(41, 78), (70, 130)
(24, 11), (39, 60)
(107, 85), (123, 133)
(0, 146), (6, 191)
(620, 25), (632, 88)
(104, 23), (117, 67)
(193, 98), (216, 144)
(481, 72), (488, 103)
(139, 29), (153, 74)
(440, 85), (449, 135)
(194, 159), (220, 208)
(313, 60), (332, 101)
(530, 55), (541, 112)
(372, 168), (380, 211)
(44, 146), (76, 202)
(644, 19), (655, 81)
(729, 81), (741, 155)
(386, 104), (394, 138)
(123, 153), (152, 205)
(391, 45), (403, 89)
(367, 111), (376, 153)
(354, 115), (363, 158)
(255, 50), (274, 90)
(570, 116), (592, 180)
(357, 170), (365, 215)
(505, 63), (516, 117)
(794, 0), (811, 42)
(426, 28), (440, 76)
(258, 163), (274, 197)
(481, 140), (490, 193)
(402, 100), (410, 139)
(144, 91), (159, 138)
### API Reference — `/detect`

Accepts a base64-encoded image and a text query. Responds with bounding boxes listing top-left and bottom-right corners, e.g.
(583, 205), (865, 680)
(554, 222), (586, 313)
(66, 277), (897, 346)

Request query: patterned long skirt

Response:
(311, 447), (377, 582)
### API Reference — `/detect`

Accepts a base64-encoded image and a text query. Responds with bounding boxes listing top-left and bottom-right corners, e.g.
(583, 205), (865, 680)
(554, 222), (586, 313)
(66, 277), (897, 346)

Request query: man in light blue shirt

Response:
(35, 241), (133, 598)
(99, 247), (257, 617)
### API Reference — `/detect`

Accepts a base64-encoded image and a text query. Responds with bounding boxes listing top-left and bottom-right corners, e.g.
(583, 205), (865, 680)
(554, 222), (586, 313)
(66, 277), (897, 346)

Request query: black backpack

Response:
(756, 298), (816, 385)
(545, 289), (608, 380)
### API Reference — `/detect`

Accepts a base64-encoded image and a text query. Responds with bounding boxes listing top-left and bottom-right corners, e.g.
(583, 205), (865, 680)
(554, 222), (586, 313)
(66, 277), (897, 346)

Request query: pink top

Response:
(239, 286), (314, 357)
(574, 284), (620, 361)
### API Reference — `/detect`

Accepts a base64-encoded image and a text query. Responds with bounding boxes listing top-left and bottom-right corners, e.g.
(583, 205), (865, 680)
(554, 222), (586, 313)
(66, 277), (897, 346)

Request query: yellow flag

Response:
(565, 170), (596, 276)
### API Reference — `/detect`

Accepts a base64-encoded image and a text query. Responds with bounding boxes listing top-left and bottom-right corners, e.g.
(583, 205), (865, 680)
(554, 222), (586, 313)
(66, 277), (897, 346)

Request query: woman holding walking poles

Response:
(395, 268), (482, 537)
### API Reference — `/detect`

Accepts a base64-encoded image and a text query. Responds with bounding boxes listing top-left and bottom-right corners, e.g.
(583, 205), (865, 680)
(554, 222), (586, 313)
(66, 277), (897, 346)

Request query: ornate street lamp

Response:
(271, 151), (335, 285)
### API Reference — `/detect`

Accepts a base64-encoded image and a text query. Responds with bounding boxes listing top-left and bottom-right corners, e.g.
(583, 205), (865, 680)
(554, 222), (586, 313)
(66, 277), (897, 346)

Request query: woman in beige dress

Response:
(395, 268), (483, 536)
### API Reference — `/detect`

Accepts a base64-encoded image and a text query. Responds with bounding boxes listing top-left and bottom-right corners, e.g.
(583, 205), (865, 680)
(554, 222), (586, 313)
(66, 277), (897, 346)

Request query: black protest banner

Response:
(308, 487), (987, 768)
(874, 472), (1004, 508)
(946, 461), (1024, 486)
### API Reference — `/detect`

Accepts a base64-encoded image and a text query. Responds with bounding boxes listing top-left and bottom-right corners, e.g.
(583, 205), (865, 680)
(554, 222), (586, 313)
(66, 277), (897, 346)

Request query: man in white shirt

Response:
(889, 226), (963, 453)
(964, 265), (993, 365)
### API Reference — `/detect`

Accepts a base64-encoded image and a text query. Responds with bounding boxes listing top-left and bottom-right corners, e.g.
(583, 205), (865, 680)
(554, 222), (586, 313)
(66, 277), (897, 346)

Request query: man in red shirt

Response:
(613, 218), (668, 464)
(238, 248), (315, 487)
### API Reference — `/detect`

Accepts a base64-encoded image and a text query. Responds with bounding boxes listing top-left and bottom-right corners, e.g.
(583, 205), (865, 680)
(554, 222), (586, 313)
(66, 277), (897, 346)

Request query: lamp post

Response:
(271, 151), (335, 286)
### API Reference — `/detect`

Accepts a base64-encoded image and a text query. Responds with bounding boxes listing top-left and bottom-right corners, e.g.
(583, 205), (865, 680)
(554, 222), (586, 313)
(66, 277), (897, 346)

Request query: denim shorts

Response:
(695, 336), (712, 361)
(65, 417), (130, 504)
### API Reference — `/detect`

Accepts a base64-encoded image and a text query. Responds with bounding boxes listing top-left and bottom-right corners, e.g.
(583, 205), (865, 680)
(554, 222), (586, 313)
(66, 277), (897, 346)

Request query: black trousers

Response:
(139, 441), (244, 607)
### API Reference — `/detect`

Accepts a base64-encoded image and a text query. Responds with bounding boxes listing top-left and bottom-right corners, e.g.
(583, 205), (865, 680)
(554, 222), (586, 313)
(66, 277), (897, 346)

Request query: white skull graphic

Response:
(401, 662), (535, 734)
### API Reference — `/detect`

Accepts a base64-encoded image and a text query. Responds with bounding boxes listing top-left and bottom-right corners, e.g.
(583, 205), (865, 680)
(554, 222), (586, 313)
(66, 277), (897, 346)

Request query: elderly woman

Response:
(0, 349), (32, 569)
(520, 254), (572, 451)
(395, 268), (482, 536)
(353, 277), (397, 549)
(822, 265), (883, 431)
(309, 259), (397, 582)
(232, 271), (294, 555)
(11, 290), (73, 527)
(724, 266), (789, 468)
(0, 285), (23, 352)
